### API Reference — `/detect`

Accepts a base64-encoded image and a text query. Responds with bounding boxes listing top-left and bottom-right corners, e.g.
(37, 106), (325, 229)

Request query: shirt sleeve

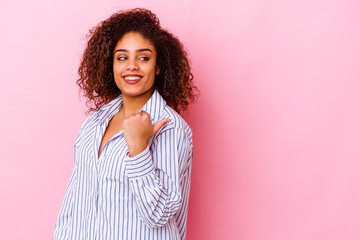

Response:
(54, 165), (77, 239)
(54, 112), (94, 239)
(123, 127), (192, 228)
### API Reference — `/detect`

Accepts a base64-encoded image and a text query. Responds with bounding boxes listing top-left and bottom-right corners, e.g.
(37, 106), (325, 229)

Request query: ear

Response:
(155, 66), (160, 75)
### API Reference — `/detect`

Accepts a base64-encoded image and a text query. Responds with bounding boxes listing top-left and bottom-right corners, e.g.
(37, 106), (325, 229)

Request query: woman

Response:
(54, 8), (197, 240)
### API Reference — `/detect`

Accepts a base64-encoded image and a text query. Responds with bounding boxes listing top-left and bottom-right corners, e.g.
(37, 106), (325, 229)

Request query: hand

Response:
(123, 112), (171, 157)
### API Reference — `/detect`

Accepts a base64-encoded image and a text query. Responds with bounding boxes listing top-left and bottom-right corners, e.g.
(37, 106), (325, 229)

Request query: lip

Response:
(122, 74), (143, 85)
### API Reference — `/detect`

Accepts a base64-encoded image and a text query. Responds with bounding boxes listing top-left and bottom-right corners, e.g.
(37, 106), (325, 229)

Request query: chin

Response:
(121, 87), (152, 98)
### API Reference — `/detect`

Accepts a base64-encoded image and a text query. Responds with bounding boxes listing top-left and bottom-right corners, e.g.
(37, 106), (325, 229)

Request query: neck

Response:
(120, 89), (154, 117)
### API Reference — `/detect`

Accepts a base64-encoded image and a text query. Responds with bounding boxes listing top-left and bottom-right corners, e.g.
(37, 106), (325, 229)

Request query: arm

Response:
(124, 127), (191, 228)
(174, 135), (193, 239)
(54, 112), (94, 239)
(54, 166), (77, 239)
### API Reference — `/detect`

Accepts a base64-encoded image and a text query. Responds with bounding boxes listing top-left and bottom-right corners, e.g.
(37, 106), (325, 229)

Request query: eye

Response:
(139, 57), (149, 61)
(117, 56), (127, 61)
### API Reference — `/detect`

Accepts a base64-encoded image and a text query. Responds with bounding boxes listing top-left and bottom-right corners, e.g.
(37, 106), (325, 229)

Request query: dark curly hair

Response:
(77, 8), (198, 114)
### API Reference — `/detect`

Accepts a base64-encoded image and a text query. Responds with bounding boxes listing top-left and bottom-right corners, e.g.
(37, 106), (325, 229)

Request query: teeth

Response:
(125, 76), (141, 80)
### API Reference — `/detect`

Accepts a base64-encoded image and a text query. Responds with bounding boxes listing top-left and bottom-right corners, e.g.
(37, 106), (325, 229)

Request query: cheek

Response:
(113, 64), (118, 76)
(144, 63), (157, 75)
(113, 65), (125, 81)
(113, 67), (123, 84)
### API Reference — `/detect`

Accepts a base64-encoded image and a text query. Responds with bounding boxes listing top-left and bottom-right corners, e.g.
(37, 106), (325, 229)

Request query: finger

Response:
(140, 112), (151, 119)
(140, 112), (150, 117)
(153, 118), (171, 135)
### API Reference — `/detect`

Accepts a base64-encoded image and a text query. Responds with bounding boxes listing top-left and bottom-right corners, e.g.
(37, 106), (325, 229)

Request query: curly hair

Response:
(77, 8), (198, 114)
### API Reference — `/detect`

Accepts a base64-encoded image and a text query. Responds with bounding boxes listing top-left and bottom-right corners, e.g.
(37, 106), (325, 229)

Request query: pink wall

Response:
(1, 0), (359, 239)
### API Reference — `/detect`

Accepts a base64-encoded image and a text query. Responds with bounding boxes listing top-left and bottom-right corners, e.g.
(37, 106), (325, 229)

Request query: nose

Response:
(127, 58), (138, 71)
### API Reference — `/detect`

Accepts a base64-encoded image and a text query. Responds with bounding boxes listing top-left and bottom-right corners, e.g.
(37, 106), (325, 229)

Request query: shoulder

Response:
(157, 105), (192, 139)
(80, 96), (119, 130)
(74, 110), (99, 143)
(81, 110), (99, 130)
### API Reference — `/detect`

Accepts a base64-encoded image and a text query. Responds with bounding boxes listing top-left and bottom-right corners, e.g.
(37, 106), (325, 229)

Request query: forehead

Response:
(115, 32), (155, 51)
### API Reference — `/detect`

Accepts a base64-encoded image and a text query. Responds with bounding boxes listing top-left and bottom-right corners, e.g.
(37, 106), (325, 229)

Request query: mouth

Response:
(123, 74), (143, 85)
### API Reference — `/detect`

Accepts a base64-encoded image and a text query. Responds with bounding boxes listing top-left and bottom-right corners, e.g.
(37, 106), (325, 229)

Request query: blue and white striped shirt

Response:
(55, 90), (193, 240)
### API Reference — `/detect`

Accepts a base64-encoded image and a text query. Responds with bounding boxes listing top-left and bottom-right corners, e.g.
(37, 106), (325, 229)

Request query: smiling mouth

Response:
(124, 76), (142, 80)
(123, 75), (142, 84)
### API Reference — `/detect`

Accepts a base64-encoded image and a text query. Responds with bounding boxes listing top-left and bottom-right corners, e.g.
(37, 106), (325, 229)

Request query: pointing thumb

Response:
(153, 118), (171, 135)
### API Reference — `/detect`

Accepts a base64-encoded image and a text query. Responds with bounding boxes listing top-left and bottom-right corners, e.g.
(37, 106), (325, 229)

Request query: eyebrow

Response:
(114, 48), (152, 53)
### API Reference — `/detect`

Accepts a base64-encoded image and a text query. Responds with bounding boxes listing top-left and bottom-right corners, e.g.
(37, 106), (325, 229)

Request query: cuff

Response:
(124, 145), (155, 179)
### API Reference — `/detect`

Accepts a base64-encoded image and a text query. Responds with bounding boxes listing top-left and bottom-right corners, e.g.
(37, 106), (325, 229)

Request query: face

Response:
(113, 32), (160, 100)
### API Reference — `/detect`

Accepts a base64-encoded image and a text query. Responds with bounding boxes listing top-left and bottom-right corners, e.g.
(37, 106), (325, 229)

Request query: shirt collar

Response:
(139, 89), (165, 124)
(94, 89), (166, 124)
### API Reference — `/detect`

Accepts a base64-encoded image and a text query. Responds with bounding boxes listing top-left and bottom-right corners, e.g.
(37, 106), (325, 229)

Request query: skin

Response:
(98, 32), (170, 158)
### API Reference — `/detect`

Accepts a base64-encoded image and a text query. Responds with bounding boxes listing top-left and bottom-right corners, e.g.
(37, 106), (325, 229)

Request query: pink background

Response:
(1, 0), (360, 239)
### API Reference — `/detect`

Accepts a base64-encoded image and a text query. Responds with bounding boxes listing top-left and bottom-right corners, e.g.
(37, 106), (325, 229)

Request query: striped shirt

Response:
(54, 90), (193, 240)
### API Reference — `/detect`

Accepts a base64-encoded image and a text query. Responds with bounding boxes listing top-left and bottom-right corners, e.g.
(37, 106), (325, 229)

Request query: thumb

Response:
(153, 118), (171, 135)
